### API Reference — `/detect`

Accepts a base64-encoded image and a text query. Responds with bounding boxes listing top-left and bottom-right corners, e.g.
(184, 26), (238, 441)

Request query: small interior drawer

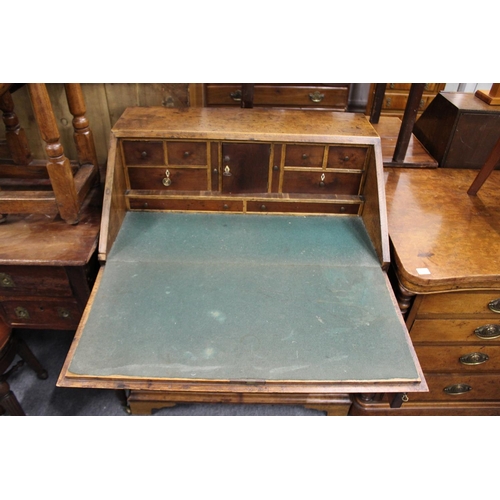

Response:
(285, 145), (325, 167)
(246, 200), (360, 215)
(327, 146), (368, 170)
(167, 142), (207, 166)
(282, 170), (362, 195)
(417, 291), (500, 317)
(127, 167), (208, 191)
(128, 197), (244, 212)
(0, 266), (72, 297)
(122, 141), (164, 166)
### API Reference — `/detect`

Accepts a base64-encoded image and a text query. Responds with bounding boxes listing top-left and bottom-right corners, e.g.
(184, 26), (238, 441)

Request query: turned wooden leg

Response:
(28, 83), (80, 224)
(0, 379), (25, 416)
(14, 336), (48, 380)
(64, 84), (100, 182)
(0, 90), (32, 165)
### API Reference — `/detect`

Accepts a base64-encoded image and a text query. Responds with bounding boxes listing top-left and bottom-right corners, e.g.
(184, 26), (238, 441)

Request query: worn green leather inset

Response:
(69, 213), (419, 382)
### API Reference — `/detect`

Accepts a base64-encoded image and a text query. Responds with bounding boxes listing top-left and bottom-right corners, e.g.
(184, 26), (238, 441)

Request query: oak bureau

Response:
(57, 107), (426, 415)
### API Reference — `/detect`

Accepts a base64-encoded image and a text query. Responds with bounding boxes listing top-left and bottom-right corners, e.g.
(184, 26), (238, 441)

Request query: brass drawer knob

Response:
(162, 169), (172, 187)
(0, 272), (15, 287)
(459, 352), (489, 365)
(488, 298), (500, 313)
(57, 307), (71, 319)
(141, 151), (148, 158)
(474, 324), (500, 339)
(309, 91), (324, 103)
(444, 383), (472, 395)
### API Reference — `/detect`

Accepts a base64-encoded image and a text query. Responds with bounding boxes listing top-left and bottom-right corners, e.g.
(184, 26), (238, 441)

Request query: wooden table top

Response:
(0, 187), (101, 266)
(385, 168), (500, 293)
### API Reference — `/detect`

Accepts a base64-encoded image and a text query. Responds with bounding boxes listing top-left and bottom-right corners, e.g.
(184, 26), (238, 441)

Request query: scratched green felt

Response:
(69, 213), (419, 382)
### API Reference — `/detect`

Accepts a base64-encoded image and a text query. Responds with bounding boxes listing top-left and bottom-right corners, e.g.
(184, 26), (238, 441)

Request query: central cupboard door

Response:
(221, 143), (270, 194)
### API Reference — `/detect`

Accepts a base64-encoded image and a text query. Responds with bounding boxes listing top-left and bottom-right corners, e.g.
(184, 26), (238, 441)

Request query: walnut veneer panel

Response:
(385, 168), (500, 293)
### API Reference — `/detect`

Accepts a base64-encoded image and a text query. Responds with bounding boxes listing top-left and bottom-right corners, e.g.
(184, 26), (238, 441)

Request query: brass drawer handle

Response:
(14, 306), (30, 319)
(0, 272), (15, 287)
(459, 352), (489, 365)
(386, 97), (392, 107)
(444, 383), (472, 395)
(309, 91), (324, 103)
(230, 90), (242, 102)
(474, 324), (500, 339)
(488, 298), (500, 313)
(162, 169), (172, 187)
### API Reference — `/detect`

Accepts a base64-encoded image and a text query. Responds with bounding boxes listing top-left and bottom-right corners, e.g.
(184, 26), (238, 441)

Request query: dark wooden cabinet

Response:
(0, 188), (101, 330)
(413, 92), (500, 169)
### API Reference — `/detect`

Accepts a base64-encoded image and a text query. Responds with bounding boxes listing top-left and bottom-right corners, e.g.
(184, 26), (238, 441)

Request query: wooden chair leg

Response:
(28, 83), (80, 224)
(14, 336), (48, 380)
(369, 83), (387, 124)
(0, 90), (32, 165)
(467, 134), (500, 195)
(0, 379), (25, 416)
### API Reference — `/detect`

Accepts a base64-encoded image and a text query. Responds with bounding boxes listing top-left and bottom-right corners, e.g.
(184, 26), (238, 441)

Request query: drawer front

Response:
(411, 319), (500, 343)
(417, 291), (500, 317)
(0, 266), (72, 297)
(128, 197), (244, 212)
(383, 94), (433, 112)
(386, 83), (442, 92)
(122, 141), (164, 166)
(327, 146), (368, 170)
(246, 200), (361, 214)
(285, 145), (325, 167)
(408, 373), (500, 402)
(127, 167), (208, 191)
(166, 141), (207, 166)
(415, 345), (500, 372)
(205, 84), (349, 109)
(282, 170), (362, 195)
(2, 299), (81, 328)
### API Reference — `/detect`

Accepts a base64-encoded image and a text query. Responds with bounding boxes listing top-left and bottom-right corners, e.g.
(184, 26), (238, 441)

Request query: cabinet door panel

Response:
(221, 143), (270, 194)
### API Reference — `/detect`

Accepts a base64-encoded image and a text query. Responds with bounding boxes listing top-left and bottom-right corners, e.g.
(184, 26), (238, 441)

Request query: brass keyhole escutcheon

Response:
(0, 273), (14, 287)
(319, 173), (326, 187)
(162, 169), (172, 187)
(223, 165), (232, 177)
(15, 306), (30, 319)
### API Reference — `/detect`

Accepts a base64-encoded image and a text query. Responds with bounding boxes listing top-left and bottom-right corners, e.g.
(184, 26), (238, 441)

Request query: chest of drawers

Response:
(0, 188), (101, 330)
(57, 108), (426, 415)
(350, 168), (500, 415)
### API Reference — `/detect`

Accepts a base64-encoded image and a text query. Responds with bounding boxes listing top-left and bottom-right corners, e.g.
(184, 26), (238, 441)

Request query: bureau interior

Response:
(58, 108), (425, 401)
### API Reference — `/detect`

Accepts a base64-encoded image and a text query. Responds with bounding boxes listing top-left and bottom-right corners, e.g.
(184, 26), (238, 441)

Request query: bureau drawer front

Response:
(411, 319), (500, 343)
(408, 373), (500, 402)
(2, 299), (81, 328)
(128, 198), (244, 212)
(327, 146), (368, 170)
(282, 170), (362, 195)
(205, 84), (349, 109)
(167, 142), (207, 165)
(0, 266), (72, 297)
(246, 200), (361, 214)
(415, 345), (500, 372)
(122, 141), (164, 166)
(285, 145), (325, 167)
(127, 168), (208, 191)
(383, 94), (433, 112)
(417, 291), (500, 316)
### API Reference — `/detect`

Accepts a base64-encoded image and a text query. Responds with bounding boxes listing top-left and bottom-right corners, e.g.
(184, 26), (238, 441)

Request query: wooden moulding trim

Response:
(74, 164), (98, 206)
